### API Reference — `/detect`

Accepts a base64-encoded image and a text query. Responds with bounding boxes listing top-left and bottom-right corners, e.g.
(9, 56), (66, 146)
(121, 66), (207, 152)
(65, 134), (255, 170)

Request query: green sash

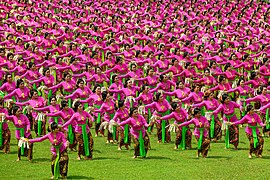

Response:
(201, 106), (206, 116)
(37, 119), (42, 136)
(54, 116), (59, 124)
(63, 91), (72, 108)
(266, 108), (270, 129)
(78, 123), (90, 156)
(16, 127), (25, 154)
(0, 122), (2, 146)
(139, 130), (146, 157)
(33, 83), (37, 91)
(224, 113), (235, 148)
(48, 90), (53, 105)
(81, 98), (88, 109)
(207, 110), (215, 139)
(0, 91), (4, 98)
(197, 128), (204, 150)
(93, 105), (101, 123)
(102, 50), (105, 62)
(68, 125), (74, 144)
(179, 126), (187, 150)
(240, 95), (247, 117)
(147, 108), (152, 132)
(124, 125), (129, 143)
(248, 125), (258, 148)
(53, 144), (61, 179)
(157, 112), (167, 143)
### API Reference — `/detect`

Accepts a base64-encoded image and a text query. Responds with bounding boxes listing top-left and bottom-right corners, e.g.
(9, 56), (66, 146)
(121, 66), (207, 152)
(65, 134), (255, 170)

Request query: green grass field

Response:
(1, 119), (270, 180)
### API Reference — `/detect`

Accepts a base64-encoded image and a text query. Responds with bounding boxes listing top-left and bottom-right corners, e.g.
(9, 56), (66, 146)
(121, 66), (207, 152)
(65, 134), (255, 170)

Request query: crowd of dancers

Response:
(0, 0), (270, 179)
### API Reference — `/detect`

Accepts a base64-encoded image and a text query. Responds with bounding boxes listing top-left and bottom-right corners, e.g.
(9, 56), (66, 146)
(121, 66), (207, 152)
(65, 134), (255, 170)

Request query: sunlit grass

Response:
(1, 110), (269, 180)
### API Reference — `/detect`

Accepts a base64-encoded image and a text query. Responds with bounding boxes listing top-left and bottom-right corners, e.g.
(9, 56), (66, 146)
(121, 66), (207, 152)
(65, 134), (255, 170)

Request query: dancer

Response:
(160, 102), (192, 150)
(179, 108), (210, 158)
(0, 99), (11, 154)
(119, 107), (150, 158)
(229, 105), (265, 158)
(4, 106), (33, 161)
(27, 122), (69, 179)
(63, 101), (94, 160)
(212, 94), (241, 149)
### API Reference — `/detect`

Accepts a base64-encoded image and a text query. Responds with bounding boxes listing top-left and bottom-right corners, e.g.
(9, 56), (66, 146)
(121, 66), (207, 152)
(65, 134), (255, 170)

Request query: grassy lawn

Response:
(1, 117), (269, 180)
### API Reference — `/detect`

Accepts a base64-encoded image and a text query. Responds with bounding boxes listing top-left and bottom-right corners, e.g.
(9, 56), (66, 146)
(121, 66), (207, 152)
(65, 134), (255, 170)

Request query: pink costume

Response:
(49, 80), (76, 94)
(213, 102), (241, 122)
(193, 99), (219, 111)
(29, 132), (67, 156)
(179, 116), (209, 138)
(0, 108), (9, 131)
(234, 113), (264, 135)
(164, 87), (191, 99)
(31, 75), (55, 87)
(35, 104), (62, 124)
(112, 108), (129, 129)
(247, 94), (270, 114)
(161, 109), (188, 125)
(65, 87), (92, 100)
(0, 82), (16, 94)
(16, 97), (46, 119)
(4, 87), (30, 102)
(145, 100), (171, 123)
(63, 111), (93, 134)
(6, 114), (31, 139)
(95, 100), (115, 122)
(119, 115), (148, 139)
(182, 92), (204, 105)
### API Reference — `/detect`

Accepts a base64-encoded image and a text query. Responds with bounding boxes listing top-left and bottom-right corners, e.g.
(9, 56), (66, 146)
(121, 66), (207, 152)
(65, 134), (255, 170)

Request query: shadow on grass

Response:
(146, 156), (171, 160)
(207, 156), (232, 160)
(236, 147), (249, 150)
(94, 157), (120, 160)
(5, 151), (18, 155)
(32, 157), (51, 163)
(68, 175), (94, 179)
(261, 156), (270, 159)
(93, 149), (102, 153)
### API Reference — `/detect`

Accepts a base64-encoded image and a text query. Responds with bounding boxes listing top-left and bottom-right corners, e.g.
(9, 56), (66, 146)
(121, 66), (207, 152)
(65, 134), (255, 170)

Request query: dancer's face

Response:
(262, 87), (267, 95)
(15, 109), (22, 116)
(77, 104), (83, 112)
(51, 98), (56, 106)
(6, 75), (12, 83)
(79, 82), (84, 88)
(96, 87), (101, 94)
(45, 70), (50, 77)
(32, 92), (38, 99)
(19, 82), (24, 88)
(132, 110), (138, 118)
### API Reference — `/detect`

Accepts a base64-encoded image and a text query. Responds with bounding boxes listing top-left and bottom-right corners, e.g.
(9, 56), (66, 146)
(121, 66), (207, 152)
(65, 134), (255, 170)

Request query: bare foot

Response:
(132, 156), (137, 159)
(118, 147), (122, 151)
(106, 140), (109, 144)
(174, 146), (178, 149)
(258, 155), (262, 158)
(95, 134), (98, 137)
(77, 157), (81, 160)
(16, 158), (20, 161)
(50, 176), (54, 179)
(248, 154), (252, 159)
